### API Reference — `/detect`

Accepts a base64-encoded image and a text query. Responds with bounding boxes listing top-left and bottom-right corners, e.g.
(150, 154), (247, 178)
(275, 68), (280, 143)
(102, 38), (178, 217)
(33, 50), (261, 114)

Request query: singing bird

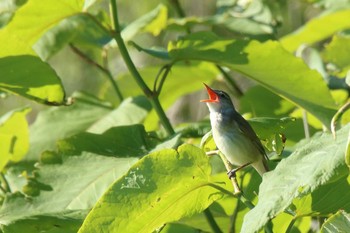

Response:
(201, 84), (269, 177)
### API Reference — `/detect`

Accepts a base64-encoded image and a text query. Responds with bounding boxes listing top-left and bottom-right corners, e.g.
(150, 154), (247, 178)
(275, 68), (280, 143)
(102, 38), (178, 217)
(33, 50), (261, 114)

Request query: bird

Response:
(201, 83), (269, 177)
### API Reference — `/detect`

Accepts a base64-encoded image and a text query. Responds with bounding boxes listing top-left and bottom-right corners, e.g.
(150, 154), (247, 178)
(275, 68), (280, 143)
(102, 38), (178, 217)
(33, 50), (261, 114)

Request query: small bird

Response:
(201, 84), (269, 177)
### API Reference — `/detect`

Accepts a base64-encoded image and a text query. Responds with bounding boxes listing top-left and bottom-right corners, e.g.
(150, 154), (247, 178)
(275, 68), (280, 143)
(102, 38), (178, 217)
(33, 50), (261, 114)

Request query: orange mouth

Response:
(200, 83), (219, 103)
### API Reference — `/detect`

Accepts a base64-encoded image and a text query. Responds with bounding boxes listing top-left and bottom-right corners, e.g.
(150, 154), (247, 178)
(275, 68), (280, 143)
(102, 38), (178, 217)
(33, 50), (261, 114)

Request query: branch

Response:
(109, 0), (175, 136)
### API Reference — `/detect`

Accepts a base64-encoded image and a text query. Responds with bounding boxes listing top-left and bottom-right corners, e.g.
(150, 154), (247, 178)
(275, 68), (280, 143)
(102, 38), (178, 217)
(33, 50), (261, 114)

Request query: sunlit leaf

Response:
(280, 9), (350, 52)
(0, 55), (66, 104)
(241, 124), (350, 233)
(0, 107), (30, 171)
(78, 144), (224, 233)
(168, 32), (337, 127)
(0, 0), (84, 56)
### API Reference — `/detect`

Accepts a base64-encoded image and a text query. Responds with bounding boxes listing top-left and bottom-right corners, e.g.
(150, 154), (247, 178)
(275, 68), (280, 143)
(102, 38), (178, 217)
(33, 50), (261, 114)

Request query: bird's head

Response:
(201, 83), (235, 113)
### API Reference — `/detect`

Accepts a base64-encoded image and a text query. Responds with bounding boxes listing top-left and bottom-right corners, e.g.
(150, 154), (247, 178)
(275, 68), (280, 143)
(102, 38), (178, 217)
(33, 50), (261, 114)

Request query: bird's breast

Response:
(210, 112), (260, 166)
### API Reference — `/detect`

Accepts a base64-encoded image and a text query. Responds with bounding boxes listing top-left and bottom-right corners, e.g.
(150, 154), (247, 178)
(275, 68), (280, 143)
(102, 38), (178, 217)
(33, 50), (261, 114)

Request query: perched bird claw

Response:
(227, 169), (237, 179)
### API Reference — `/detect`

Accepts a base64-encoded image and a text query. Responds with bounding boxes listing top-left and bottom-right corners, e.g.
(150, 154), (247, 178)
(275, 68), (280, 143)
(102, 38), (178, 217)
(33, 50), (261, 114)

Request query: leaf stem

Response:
(69, 44), (124, 102)
(203, 208), (223, 233)
(109, 0), (175, 136)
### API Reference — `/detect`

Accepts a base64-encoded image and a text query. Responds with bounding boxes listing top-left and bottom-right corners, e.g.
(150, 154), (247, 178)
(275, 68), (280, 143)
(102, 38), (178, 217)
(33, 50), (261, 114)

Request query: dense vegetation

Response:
(1, 0), (350, 232)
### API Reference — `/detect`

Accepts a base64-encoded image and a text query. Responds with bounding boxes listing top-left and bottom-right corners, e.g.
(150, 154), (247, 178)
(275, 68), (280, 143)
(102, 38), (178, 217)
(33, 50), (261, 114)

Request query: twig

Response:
(302, 110), (310, 139)
(69, 43), (124, 102)
(331, 101), (350, 139)
(153, 64), (173, 95)
(109, 0), (175, 136)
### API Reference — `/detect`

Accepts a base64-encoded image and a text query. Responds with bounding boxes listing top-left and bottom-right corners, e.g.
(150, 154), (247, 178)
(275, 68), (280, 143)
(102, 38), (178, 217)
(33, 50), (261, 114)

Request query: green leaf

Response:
(0, 209), (87, 233)
(241, 124), (350, 233)
(27, 92), (112, 160)
(87, 96), (152, 134)
(323, 34), (350, 75)
(280, 9), (350, 52)
(57, 125), (152, 157)
(0, 108), (30, 171)
(78, 144), (224, 233)
(0, 0), (84, 56)
(168, 32), (337, 127)
(320, 210), (350, 233)
(121, 4), (167, 41)
(33, 13), (111, 61)
(293, 174), (350, 216)
(0, 55), (66, 104)
(0, 153), (138, 230)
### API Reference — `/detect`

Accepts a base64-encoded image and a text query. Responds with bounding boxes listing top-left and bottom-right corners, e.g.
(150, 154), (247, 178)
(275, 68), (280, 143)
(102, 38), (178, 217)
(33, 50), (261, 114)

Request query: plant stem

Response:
(69, 44), (124, 102)
(203, 208), (223, 233)
(109, 0), (175, 136)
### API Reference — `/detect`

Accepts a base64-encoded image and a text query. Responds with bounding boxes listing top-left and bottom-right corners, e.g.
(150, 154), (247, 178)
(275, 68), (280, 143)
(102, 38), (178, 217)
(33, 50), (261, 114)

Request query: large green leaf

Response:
(0, 153), (138, 232)
(320, 210), (350, 233)
(0, 108), (30, 171)
(241, 124), (350, 233)
(0, 55), (66, 104)
(78, 144), (224, 233)
(0, 0), (84, 56)
(280, 9), (350, 52)
(168, 32), (337, 126)
(27, 92), (112, 160)
(33, 13), (112, 61)
(57, 125), (153, 157)
(293, 174), (350, 216)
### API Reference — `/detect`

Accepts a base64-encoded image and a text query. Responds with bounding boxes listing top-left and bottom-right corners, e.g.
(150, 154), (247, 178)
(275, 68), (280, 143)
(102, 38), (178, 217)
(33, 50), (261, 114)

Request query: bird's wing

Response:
(233, 112), (268, 160)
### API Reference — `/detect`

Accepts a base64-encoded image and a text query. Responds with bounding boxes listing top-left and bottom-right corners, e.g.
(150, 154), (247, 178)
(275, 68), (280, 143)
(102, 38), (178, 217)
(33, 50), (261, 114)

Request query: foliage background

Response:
(1, 0), (350, 232)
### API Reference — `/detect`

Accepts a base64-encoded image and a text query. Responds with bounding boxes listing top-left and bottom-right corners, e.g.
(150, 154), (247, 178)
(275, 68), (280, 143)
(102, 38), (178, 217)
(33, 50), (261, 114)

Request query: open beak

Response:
(200, 83), (219, 103)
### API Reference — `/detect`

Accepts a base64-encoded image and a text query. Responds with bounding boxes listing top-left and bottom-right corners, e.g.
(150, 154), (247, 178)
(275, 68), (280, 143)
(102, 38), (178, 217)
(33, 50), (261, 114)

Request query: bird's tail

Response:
(252, 158), (269, 177)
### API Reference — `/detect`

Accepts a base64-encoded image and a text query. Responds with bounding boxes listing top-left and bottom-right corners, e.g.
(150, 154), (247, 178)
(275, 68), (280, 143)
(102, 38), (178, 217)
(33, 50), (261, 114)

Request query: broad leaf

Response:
(0, 153), (138, 231)
(0, 108), (30, 171)
(0, 55), (66, 104)
(241, 124), (350, 233)
(280, 9), (350, 52)
(34, 13), (112, 61)
(57, 125), (153, 157)
(0, 0), (84, 56)
(27, 92), (112, 160)
(78, 144), (224, 233)
(168, 32), (337, 127)
(320, 210), (350, 233)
